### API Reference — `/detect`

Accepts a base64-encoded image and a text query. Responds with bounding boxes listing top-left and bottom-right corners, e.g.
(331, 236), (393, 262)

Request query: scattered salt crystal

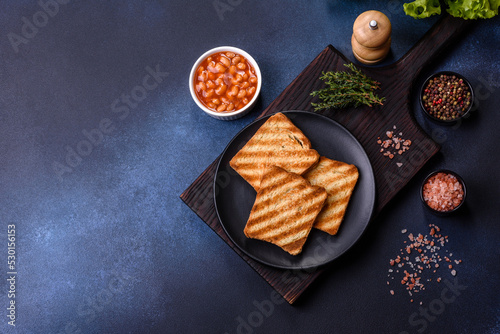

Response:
(386, 224), (460, 304)
(378, 127), (411, 161)
(396, 162), (403, 168)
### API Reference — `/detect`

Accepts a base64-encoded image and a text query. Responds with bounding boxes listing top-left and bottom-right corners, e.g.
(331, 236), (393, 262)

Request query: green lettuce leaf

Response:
(403, 0), (442, 19)
(445, 0), (500, 19)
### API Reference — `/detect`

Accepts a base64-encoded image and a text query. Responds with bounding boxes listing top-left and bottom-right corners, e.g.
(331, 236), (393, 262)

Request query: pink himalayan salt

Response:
(423, 173), (464, 211)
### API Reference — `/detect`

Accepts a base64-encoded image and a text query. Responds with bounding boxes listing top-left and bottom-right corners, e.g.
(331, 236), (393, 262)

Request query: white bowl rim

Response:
(189, 46), (262, 118)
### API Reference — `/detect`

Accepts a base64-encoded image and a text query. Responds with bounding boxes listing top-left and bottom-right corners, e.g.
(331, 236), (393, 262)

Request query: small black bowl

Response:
(420, 71), (474, 124)
(420, 169), (467, 216)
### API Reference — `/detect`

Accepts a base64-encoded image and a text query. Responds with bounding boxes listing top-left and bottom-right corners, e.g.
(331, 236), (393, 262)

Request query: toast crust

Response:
(304, 156), (359, 235)
(230, 113), (320, 191)
(244, 166), (327, 255)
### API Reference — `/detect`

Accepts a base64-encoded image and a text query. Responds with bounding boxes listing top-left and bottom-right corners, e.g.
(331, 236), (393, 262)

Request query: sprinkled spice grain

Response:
(422, 73), (472, 121)
(387, 224), (462, 302)
(423, 172), (464, 212)
(377, 125), (412, 165)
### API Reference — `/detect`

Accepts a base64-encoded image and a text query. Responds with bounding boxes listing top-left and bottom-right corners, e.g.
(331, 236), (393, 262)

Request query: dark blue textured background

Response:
(0, 1), (499, 333)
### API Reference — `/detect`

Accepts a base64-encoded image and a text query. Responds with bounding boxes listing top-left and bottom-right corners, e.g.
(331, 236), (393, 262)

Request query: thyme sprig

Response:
(311, 63), (385, 111)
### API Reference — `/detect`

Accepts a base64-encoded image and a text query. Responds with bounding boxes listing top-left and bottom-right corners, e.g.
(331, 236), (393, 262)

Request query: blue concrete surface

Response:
(0, 1), (499, 333)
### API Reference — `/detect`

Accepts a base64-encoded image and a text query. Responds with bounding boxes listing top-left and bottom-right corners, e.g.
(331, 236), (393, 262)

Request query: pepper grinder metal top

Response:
(352, 10), (392, 65)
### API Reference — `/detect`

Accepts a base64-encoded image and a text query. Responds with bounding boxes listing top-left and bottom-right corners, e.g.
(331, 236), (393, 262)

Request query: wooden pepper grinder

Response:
(351, 10), (391, 65)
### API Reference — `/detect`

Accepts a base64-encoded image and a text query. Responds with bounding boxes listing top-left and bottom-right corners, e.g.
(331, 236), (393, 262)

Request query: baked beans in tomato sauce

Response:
(193, 52), (258, 113)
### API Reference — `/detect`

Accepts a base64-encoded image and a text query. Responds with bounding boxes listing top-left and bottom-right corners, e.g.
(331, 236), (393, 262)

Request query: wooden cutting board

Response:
(180, 14), (474, 304)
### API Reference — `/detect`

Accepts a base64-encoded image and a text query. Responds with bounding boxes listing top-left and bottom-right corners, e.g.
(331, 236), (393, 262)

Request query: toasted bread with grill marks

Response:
(304, 156), (359, 235)
(229, 113), (320, 191)
(244, 166), (327, 256)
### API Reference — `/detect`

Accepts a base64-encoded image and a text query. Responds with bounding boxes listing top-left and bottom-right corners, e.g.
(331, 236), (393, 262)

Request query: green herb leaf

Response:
(445, 0), (500, 19)
(403, 0), (441, 19)
(403, 0), (499, 19)
(310, 64), (385, 111)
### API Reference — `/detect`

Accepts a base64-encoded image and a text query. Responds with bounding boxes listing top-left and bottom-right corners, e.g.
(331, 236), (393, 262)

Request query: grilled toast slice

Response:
(244, 166), (327, 256)
(304, 156), (359, 235)
(229, 113), (320, 191)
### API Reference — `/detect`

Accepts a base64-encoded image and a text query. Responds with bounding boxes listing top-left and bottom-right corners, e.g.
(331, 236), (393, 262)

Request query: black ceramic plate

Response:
(214, 111), (376, 269)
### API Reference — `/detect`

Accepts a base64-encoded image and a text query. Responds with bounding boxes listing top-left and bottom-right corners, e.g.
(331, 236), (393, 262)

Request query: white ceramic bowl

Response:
(189, 46), (262, 121)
